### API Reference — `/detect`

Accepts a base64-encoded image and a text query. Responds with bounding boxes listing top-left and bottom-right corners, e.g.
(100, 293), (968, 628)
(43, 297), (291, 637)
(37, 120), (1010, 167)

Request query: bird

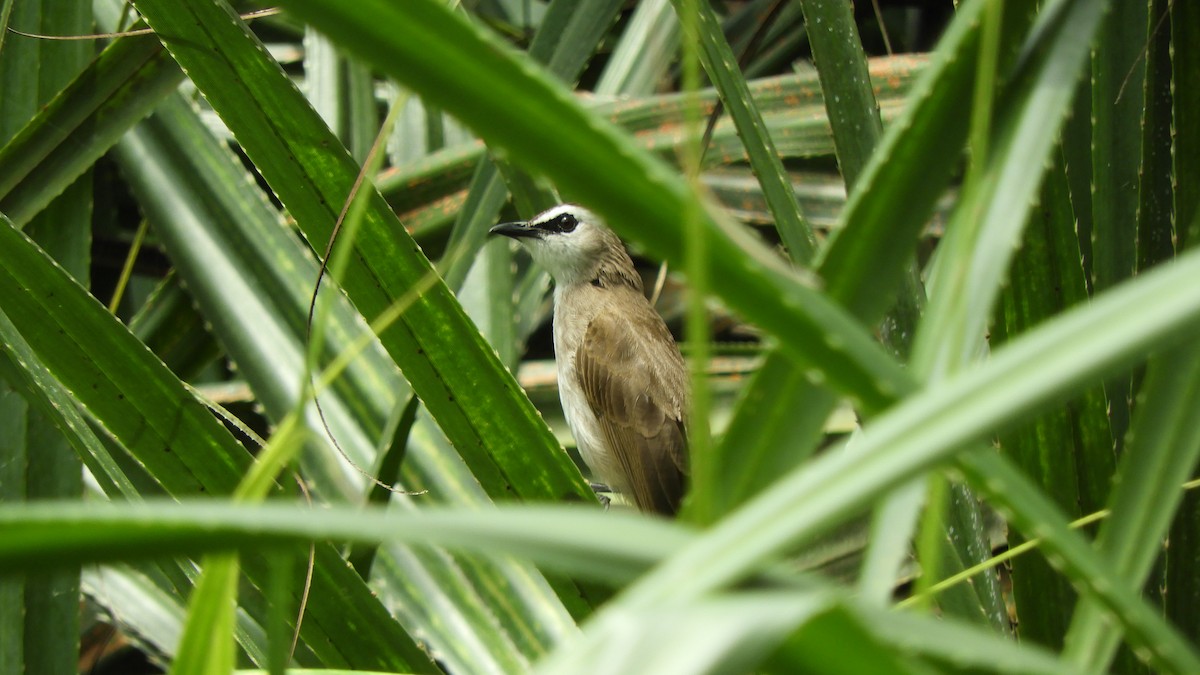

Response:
(490, 204), (689, 515)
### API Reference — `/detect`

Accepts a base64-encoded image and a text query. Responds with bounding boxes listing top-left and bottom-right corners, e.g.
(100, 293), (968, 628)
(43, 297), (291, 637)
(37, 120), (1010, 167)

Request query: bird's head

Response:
(489, 204), (630, 287)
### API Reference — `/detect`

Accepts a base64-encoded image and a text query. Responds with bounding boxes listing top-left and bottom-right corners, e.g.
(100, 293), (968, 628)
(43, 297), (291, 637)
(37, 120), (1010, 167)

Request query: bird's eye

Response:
(552, 213), (578, 233)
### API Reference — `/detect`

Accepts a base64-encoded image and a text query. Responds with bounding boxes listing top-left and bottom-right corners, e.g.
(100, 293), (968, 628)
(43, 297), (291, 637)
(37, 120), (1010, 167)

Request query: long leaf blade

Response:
(277, 0), (913, 413)
(131, 0), (596, 507)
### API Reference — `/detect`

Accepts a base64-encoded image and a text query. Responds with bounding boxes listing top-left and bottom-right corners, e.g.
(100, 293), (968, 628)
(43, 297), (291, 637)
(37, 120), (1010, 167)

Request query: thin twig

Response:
(5, 7), (280, 40)
(304, 96), (423, 498)
(698, 0), (788, 161)
(107, 219), (149, 314)
(869, 0), (894, 55)
(1115, 0), (1173, 105)
(290, 476), (316, 661)
(899, 473), (1200, 608)
(649, 261), (670, 307)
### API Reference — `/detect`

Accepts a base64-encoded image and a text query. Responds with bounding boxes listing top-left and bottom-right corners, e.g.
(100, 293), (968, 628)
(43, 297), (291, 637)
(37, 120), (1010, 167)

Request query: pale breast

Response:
(553, 285), (631, 495)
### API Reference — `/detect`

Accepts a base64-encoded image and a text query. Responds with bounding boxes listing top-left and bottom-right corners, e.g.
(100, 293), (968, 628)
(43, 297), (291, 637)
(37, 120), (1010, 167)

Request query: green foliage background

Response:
(0, 0), (1198, 673)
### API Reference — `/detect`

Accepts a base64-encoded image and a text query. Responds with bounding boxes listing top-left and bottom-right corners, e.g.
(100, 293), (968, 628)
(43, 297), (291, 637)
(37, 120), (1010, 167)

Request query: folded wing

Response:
(575, 303), (689, 515)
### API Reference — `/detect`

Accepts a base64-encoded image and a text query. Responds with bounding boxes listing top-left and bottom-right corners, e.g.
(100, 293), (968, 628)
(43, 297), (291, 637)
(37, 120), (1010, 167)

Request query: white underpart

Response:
(552, 285), (628, 495)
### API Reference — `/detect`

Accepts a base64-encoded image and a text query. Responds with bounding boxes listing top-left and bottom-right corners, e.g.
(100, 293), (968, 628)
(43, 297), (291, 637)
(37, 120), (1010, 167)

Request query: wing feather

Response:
(575, 300), (688, 514)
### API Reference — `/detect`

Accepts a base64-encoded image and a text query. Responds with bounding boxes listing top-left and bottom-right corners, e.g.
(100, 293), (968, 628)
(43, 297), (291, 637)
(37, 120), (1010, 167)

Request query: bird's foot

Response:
(589, 483), (612, 510)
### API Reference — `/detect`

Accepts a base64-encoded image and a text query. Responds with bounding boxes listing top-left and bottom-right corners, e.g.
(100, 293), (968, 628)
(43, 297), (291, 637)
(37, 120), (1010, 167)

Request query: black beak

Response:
(489, 221), (541, 239)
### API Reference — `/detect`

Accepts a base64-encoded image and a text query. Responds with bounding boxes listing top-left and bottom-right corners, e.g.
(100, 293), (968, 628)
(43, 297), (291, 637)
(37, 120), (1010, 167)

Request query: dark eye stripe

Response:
(543, 213), (578, 233)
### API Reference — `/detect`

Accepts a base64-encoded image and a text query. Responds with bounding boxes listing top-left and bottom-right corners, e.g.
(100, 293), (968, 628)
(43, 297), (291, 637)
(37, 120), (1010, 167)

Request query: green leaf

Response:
(131, 0), (596, 507)
(0, 35), (183, 226)
(527, 0), (623, 86)
(115, 94), (574, 670)
(1177, 0), (1200, 248)
(378, 58), (923, 227)
(1166, 0), (1200, 641)
(708, 0), (996, 521)
(595, 0), (677, 96)
(171, 554), (239, 675)
(277, 0), (913, 414)
(795, 0), (882, 188)
(170, 552), (237, 672)
(1089, 0), (1146, 292)
(82, 565), (186, 662)
(567, 242), (1200, 672)
(708, 350), (833, 516)
(1062, 342), (1200, 671)
(906, 0), (1103, 629)
(171, 418), (306, 675)
(0, 377), (26, 675)
(1136, 0), (1175, 271)
(992, 157), (1112, 647)
(0, 214), (436, 671)
(538, 591), (928, 675)
(793, 0), (913, 609)
(1089, 0), (1149, 453)
(915, 0), (1103, 380)
(816, 0), (977, 320)
(0, 498), (1107, 675)
(304, 28), (376, 162)
(671, 0), (816, 261)
(441, 0), (624, 308)
(0, 216), (248, 493)
(0, 500), (689, 583)
(128, 274), (223, 381)
(0, 311), (140, 499)
(1, 4), (96, 672)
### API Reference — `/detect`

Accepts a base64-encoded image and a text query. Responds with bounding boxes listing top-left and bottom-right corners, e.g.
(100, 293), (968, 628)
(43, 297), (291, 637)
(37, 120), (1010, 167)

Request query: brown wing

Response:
(575, 299), (689, 515)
